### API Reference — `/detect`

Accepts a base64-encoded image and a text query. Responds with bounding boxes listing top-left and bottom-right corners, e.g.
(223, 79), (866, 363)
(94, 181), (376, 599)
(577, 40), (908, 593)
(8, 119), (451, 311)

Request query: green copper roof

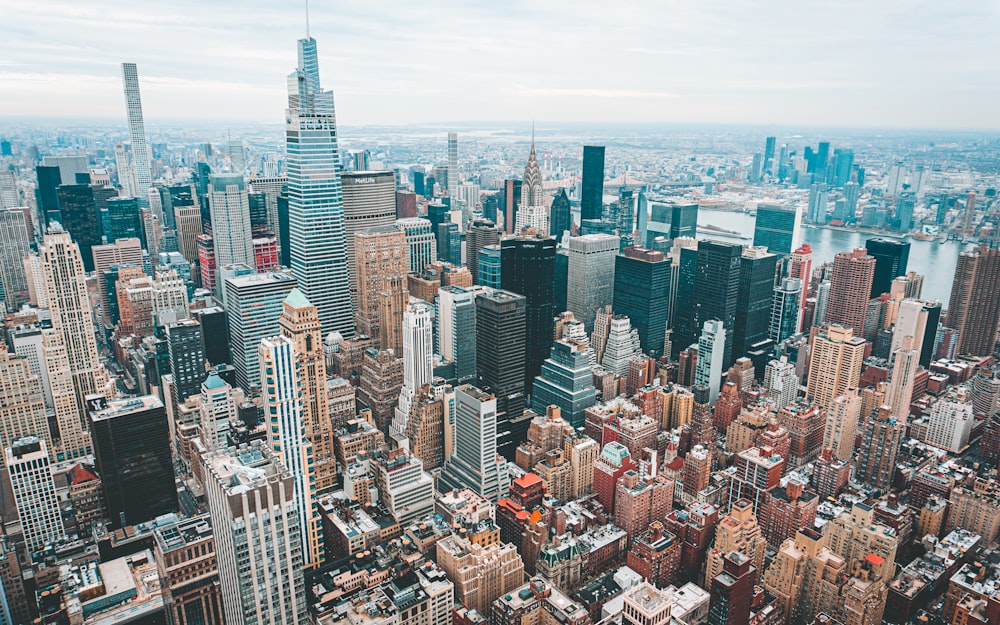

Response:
(283, 287), (311, 308)
(203, 373), (226, 389)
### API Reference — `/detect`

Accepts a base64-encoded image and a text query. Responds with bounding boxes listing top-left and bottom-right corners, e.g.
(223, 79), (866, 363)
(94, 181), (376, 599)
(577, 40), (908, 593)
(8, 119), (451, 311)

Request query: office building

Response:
(770, 278), (802, 344)
(174, 205), (202, 264)
(121, 63), (153, 201)
(106, 196), (144, 244)
(5, 436), (65, 553)
(600, 315), (642, 376)
(395, 216), (436, 273)
(439, 531), (523, 615)
(823, 389), (861, 462)
(167, 319), (207, 406)
(88, 395), (176, 528)
(708, 551), (755, 625)
(947, 245), (1000, 357)
(565, 233), (619, 331)
(438, 385), (510, 502)
(694, 320), (726, 403)
(203, 441), (306, 625)
(447, 132), (459, 193)
(926, 387), (974, 453)
(805, 325), (865, 410)
(806, 183), (828, 224)
(0, 349), (51, 455)
(56, 184), (101, 271)
(514, 139), (548, 235)
(340, 170), (397, 307)
(752, 203), (801, 257)
(152, 515), (224, 625)
(0, 208), (30, 307)
(286, 36), (353, 336)
(613, 246), (671, 357)
(531, 339), (598, 429)
(825, 249), (876, 337)
(392, 300), (434, 436)
(224, 271), (297, 390)
(437, 285), (477, 383)
(581, 145), (605, 221)
(41, 227), (110, 414)
(466, 218), (501, 285)
(475, 290), (527, 459)
(501, 235), (556, 389)
(207, 174), (253, 285)
(687, 239), (742, 367)
(260, 336), (323, 568)
(550, 188), (572, 242)
(354, 226), (408, 343)
(645, 201), (698, 245)
(734, 246), (777, 359)
(865, 238), (910, 298)
(855, 406), (904, 492)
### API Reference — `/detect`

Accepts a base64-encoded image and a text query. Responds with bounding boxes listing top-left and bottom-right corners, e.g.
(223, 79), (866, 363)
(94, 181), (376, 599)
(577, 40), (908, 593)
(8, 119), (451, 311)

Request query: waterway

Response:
(695, 208), (975, 304)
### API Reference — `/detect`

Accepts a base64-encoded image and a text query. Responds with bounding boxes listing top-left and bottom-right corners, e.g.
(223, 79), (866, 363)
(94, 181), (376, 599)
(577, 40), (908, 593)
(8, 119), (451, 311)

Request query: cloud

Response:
(513, 86), (680, 99)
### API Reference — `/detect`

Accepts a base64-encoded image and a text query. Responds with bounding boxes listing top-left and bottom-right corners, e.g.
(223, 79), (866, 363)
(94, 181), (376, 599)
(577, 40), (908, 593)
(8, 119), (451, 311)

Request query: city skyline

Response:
(2, 0), (999, 129)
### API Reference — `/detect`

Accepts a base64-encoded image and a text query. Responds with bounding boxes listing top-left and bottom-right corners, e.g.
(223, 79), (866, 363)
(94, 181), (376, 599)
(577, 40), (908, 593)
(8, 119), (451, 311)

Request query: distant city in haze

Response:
(1, 4), (1000, 625)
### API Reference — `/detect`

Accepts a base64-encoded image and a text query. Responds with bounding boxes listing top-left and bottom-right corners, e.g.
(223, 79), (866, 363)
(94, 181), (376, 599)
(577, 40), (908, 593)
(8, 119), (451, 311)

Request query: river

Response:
(695, 208), (974, 304)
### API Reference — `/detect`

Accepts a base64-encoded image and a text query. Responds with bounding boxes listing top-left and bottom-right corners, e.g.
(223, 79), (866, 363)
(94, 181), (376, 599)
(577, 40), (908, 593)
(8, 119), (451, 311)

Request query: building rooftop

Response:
(88, 395), (163, 422)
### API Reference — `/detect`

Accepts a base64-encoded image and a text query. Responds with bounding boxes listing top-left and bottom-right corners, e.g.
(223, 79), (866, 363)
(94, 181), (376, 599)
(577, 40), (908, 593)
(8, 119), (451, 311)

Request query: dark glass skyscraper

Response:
(693, 240), (743, 368)
(56, 184), (100, 272)
(752, 203), (800, 257)
(36, 165), (63, 227)
(107, 197), (144, 245)
(733, 247), (778, 360)
(581, 145), (605, 221)
(673, 245), (699, 356)
(646, 201), (698, 246)
(865, 238), (910, 297)
(550, 188), (572, 243)
(501, 236), (556, 393)
(167, 319), (207, 406)
(613, 246), (672, 357)
(475, 289), (526, 460)
(88, 395), (177, 529)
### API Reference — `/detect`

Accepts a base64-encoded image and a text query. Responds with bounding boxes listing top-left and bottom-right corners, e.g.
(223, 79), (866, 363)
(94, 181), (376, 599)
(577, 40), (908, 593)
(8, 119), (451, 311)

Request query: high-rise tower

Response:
(514, 140), (548, 235)
(826, 248), (875, 336)
(501, 235), (556, 391)
(286, 36), (353, 336)
(581, 146), (605, 221)
(207, 173), (254, 283)
(947, 245), (1000, 358)
(120, 63), (153, 202)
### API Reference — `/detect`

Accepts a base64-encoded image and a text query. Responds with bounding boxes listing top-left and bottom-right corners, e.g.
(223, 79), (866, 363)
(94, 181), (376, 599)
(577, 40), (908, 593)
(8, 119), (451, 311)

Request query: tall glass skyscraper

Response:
(120, 63), (153, 202)
(286, 37), (354, 336)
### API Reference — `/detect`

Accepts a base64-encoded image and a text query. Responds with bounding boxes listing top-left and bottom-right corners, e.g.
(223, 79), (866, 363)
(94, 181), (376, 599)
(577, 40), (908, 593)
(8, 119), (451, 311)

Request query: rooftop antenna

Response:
(306, 0), (311, 38)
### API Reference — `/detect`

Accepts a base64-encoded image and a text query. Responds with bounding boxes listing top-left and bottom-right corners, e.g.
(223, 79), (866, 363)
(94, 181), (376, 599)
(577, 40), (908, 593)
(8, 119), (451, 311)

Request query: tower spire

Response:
(305, 0), (310, 37)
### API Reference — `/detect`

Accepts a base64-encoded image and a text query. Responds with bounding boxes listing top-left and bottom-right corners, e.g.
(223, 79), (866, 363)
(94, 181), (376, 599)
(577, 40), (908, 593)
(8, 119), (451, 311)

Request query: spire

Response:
(305, 0), (311, 38)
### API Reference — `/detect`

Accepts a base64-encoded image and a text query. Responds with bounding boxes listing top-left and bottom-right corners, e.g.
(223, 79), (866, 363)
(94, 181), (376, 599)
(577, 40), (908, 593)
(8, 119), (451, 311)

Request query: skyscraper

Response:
(823, 389), (861, 462)
(437, 285), (477, 383)
(438, 385), (510, 502)
(865, 238), (910, 298)
(733, 246), (778, 359)
(203, 441), (306, 625)
(806, 183), (828, 224)
(805, 325), (866, 410)
(693, 240), (743, 368)
(550, 188), (572, 243)
(501, 235), (556, 390)
(447, 132), (459, 194)
(752, 203), (801, 257)
(353, 226), (408, 343)
(826, 248), (875, 336)
(646, 201), (698, 245)
(466, 218), (501, 285)
(855, 406), (904, 492)
(41, 227), (110, 416)
(224, 271), (297, 390)
(884, 335), (919, 424)
(514, 139), (548, 235)
(531, 339), (597, 429)
(0, 349), (51, 454)
(581, 145), (605, 221)
(208, 173), (254, 284)
(695, 320), (727, 403)
(167, 319), (207, 406)
(475, 290), (527, 460)
(260, 335), (322, 568)
(0, 208), (31, 307)
(613, 246), (672, 357)
(395, 217), (436, 273)
(947, 245), (1000, 358)
(286, 36), (353, 336)
(121, 63), (153, 202)
(5, 436), (65, 553)
(392, 301), (434, 437)
(88, 395), (176, 528)
(341, 170), (397, 308)
(770, 278), (802, 344)
(565, 233), (619, 331)
(55, 184), (101, 272)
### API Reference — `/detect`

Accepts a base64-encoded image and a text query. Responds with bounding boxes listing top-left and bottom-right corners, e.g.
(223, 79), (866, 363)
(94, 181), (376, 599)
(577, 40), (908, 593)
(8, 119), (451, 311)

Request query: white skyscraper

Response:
(437, 385), (510, 503)
(884, 335), (919, 425)
(203, 441), (306, 625)
(286, 36), (354, 336)
(260, 336), (322, 568)
(891, 299), (929, 356)
(763, 356), (799, 409)
(5, 436), (65, 552)
(600, 316), (642, 377)
(447, 132), (459, 194)
(120, 63), (152, 202)
(392, 301), (434, 438)
(0, 207), (31, 307)
(695, 320), (726, 403)
(114, 143), (136, 198)
(0, 171), (19, 208)
(926, 387), (974, 453)
(208, 173), (254, 280)
(514, 139), (548, 235)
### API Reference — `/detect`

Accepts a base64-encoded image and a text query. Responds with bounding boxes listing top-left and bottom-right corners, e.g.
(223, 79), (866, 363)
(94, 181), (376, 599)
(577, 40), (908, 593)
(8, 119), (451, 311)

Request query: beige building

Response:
(436, 529), (524, 613)
(806, 325), (865, 410)
(946, 478), (1000, 544)
(0, 351), (51, 456)
(704, 499), (766, 586)
(823, 388), (862, 462)
(354, 226), (408, 345)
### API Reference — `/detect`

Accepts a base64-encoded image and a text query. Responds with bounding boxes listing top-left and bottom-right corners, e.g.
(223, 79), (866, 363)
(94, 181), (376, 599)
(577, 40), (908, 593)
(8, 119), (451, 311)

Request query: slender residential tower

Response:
(120, 63), (153, 201)
(286, 36), (354, 336)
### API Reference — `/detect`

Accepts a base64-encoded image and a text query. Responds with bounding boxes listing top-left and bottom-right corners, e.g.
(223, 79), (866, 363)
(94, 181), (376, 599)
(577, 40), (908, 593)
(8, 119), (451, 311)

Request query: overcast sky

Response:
(1, 0), (998, 129)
